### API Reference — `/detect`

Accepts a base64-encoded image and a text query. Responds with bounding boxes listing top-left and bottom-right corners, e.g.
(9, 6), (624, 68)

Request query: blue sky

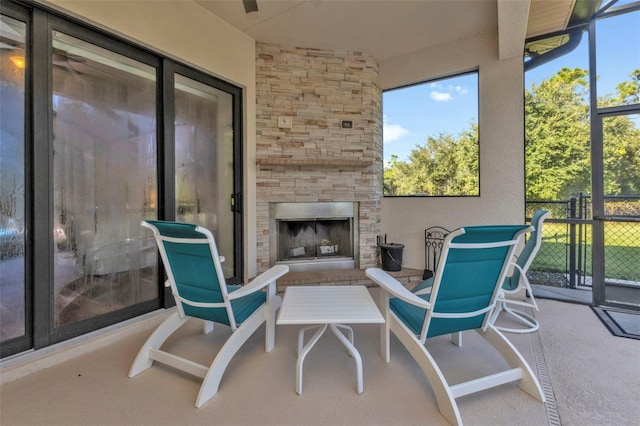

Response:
(383, 73), (478, 164)
(383, 8), (639, 164)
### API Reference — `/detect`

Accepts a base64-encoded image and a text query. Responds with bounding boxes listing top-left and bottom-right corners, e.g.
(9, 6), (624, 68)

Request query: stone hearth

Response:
(275, 267), (425, 293)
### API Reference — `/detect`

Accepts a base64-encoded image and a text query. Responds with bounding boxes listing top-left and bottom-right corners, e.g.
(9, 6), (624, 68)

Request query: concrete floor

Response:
(1, 291), (639, 426)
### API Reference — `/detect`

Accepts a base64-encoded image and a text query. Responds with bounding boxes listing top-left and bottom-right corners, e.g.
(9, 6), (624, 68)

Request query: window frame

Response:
(382, 69), (480, 198)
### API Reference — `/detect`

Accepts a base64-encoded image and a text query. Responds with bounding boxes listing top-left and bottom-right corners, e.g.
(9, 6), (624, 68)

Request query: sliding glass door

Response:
(51, 30), (159, 327)
(0, 2), (244, 357)
(173, 71), (240, 279)
(0, 11), (28, 347)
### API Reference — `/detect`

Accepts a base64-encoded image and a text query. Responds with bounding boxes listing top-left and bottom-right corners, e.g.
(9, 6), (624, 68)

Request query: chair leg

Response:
(478, 326), (545, 403)
(451, 332), (462, 347)
(195, 306), (267, 408)
(380, 321), (391, 363)
(389, 315), (462, 426)
(502, 305), (539, 332)
(265, 288), (282, 352)
(129, 311), (189, 378)
(488, 299), (504, 326)
(379, 290), (391, 363)
(493, 301), (540, 333)
(493, 276), (540, 333)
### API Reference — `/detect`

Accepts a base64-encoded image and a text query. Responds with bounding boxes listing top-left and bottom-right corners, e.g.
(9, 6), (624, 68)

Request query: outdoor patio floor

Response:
(1, 289), (638, 426)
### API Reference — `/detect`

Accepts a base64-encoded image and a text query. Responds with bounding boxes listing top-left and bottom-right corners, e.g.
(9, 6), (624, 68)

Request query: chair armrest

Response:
(366, 268), (430, 309)
(414, 287), (432, 297)
(412, 277), (434, 296)
(500, 262), (528, 296)
(228, 265), (289, 300)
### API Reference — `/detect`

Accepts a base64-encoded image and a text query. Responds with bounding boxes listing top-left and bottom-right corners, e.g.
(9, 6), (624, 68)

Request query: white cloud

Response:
(455, 85), (468, 95)
(430, 91), (452, 102)
(383, 118), (409, 143)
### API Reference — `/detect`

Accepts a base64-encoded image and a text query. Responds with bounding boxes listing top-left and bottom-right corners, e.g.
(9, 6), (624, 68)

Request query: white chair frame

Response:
(490, 210), (551, 333)
(129, 222), (288, 407)
(366, 226), (545, 425)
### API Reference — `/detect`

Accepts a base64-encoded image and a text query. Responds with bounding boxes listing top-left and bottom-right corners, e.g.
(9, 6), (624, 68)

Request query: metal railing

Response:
(526, 194), (640, 289)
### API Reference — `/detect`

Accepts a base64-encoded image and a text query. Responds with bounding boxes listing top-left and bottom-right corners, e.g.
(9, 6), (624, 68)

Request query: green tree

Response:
(524, 67), (640, 200)
(615, 69), (640, 105)
(384, 68), (640, 200)
(601, 113), (640, 196)
(383, 124), (478, 196)
(525, 67), (591, 200)
(602, 69), (640, 196)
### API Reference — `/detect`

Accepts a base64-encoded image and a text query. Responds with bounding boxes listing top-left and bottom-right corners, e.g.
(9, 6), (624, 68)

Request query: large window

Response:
(0, 2), (243, 357)
(382, 71), (479, 196)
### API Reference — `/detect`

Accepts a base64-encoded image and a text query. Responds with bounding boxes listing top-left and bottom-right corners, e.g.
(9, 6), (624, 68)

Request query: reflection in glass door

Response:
(1, 4), (245, 357)
(52, 31), (158, 327)
(174, 73), (236, 278)
(0, 14), (27, 343)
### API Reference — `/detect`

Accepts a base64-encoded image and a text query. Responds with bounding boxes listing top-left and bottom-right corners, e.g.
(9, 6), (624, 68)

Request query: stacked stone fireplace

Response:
(255, 43), (382, 273)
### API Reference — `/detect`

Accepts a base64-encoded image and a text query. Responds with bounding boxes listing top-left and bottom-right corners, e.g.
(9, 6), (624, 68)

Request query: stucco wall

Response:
(40, 2), (525, 275)
(378, 30), (525, 270)
(44, 0), (261, 278)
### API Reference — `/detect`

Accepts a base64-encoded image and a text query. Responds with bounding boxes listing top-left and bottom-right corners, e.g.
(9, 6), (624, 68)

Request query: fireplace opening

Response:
(270, 202), (358, 272)
(278, 219), (352, 261)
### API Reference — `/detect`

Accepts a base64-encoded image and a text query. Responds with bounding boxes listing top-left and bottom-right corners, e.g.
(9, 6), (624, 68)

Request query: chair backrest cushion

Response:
(427, 226), (528, 337)
(502, 209), (550, 292)
(390, 225), (529, 339)
(144, 220), (232, 325)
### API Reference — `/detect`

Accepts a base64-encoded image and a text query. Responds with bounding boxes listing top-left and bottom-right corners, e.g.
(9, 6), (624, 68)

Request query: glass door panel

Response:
(0, 14), (26, 342)
(52, 31), (158, 326)
(174, 74), (235, 278)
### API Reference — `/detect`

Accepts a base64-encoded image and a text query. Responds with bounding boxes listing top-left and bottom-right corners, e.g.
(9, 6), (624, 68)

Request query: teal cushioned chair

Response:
(489, 209), (551, 333)
(129, 220), (288, 408)
(366, 225), (545, 425)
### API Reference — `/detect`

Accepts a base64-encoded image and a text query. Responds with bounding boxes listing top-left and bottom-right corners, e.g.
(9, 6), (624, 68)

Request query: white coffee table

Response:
(277, 285), (384, 395)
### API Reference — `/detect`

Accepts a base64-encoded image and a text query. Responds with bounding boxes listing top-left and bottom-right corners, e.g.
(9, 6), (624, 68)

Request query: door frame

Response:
(588, 17), (640, 310)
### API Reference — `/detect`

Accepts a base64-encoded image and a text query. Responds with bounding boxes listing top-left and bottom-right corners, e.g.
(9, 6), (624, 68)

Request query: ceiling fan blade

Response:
(243, 0), (259, 13)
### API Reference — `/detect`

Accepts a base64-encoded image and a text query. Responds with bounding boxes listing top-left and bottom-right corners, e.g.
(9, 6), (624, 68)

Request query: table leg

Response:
(332, 324), (355, 355)
(330, 323), (363, 394)
(296, 324), (328, 395)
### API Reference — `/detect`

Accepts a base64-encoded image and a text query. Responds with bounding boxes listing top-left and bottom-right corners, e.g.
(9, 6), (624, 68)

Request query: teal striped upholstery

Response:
(145, 220), (264, 326)
(391, 225), (529, 338)
(133, 220), (287, 408)
(411, 277), (434, 294)
(367, 224), (545, 425)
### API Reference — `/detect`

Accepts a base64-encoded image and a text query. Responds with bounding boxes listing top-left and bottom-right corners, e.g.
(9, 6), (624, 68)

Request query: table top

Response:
(277, 285), (385, 325)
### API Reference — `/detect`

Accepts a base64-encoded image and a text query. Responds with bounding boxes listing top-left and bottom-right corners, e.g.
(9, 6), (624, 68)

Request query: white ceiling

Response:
(196, 0), (575, 62)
